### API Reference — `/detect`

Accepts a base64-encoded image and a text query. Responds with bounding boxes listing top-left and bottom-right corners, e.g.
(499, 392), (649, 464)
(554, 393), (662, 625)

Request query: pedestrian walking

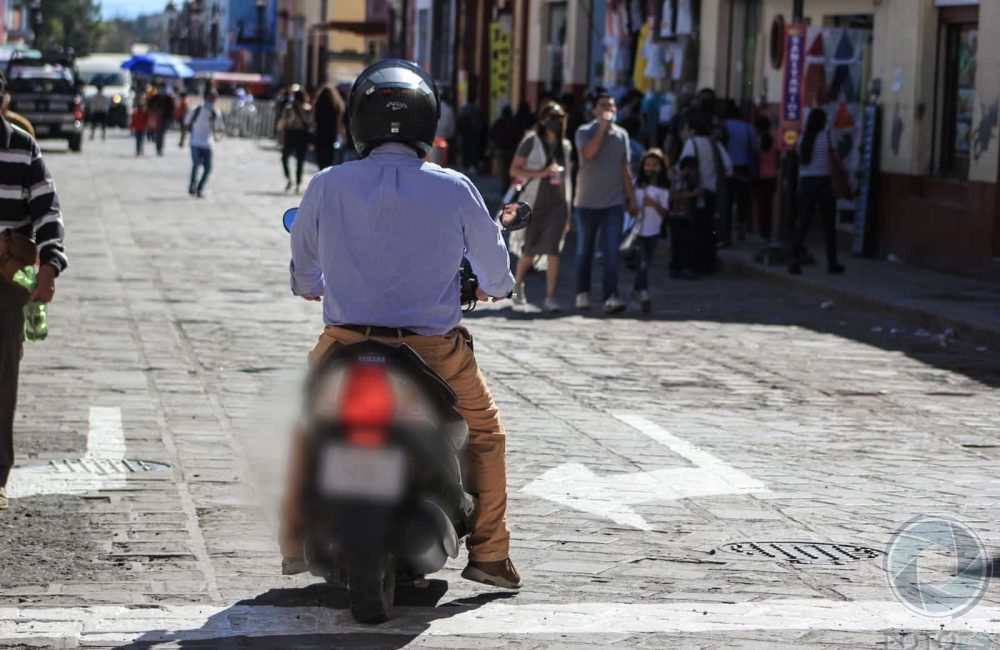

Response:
(436, 92), (457, 162)
(0, 71), (68, 509)
(513, 101), (535, 139)
(175, 91), (189, 148)
(278, 89), (313, 193)
(457, 100), (485, 173)
(631, 149), (670, 313)
(312, 86), (345, 171)
(573, 91), (638, 314)
(148, 84), (175, 156)
(89, 84), (110, 141)
(722, 100), (756, 244)
(668, 156), (705, 279)
(509, 102), (573, 312)
(489, 105), (521, 191)
(185, 88), (220, 198)
(752, 115), (778, 240)
(788, 108), (845, 275)
(621, 115), (647, 177)
(680, 114), (732, 274)
(130, 99), (149, 156)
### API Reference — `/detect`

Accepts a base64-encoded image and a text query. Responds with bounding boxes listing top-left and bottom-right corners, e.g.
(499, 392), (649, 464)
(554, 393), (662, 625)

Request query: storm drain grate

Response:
(36, 459), (171, 475)
(720, 541), (882, 565)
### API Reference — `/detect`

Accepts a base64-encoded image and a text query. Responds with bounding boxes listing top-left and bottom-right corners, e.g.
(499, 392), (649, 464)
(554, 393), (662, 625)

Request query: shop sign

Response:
(780, 23), (807, 151)
(489, 19), (513, 123)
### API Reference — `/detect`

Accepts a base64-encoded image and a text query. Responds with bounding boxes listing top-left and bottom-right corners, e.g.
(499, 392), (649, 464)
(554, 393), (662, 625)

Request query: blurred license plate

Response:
(33, 124), (49, 134)
(319, 444), (405, 501)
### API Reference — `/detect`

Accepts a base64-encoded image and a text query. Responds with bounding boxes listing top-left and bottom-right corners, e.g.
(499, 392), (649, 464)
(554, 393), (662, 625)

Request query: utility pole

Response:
(256, 0), (267, 75)
(772, 0), (807, 265)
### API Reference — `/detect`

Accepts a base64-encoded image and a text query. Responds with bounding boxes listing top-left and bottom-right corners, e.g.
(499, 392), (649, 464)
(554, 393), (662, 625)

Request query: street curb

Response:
(720, 255), (1000, 348)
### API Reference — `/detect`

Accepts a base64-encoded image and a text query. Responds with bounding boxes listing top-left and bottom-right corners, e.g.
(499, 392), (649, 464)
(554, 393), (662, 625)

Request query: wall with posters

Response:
(803, 25), (872, 211)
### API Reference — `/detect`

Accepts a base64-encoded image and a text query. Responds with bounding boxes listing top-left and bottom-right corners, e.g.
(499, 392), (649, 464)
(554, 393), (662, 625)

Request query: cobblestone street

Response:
(1, 134), (999, 648)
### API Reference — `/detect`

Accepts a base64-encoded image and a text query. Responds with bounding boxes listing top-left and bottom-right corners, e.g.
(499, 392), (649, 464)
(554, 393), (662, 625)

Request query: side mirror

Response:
(496, 201), (532, 232)
(282, 207), (298, 233)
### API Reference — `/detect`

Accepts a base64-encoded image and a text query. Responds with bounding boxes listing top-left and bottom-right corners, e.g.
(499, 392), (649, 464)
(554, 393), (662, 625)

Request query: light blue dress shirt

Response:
(289, 143), (515, 336)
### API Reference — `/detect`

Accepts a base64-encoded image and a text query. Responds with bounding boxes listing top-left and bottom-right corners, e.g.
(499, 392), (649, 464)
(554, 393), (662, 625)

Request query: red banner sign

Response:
(780, 23), (808, 151)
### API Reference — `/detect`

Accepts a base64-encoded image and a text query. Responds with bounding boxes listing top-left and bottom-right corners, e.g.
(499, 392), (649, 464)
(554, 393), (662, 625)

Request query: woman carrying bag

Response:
(508, 103), (574, 312)
(788, 108), (846, 275)
(278, 89), (313, 194)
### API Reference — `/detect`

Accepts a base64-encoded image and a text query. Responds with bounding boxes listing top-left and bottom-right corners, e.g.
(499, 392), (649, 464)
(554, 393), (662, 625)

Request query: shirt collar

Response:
(368, 142), (424, 160)
(0, 117), (12, 149)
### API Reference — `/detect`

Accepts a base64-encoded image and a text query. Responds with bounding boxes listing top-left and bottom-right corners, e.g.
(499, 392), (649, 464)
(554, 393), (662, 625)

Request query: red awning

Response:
(313, 21), (387, 36)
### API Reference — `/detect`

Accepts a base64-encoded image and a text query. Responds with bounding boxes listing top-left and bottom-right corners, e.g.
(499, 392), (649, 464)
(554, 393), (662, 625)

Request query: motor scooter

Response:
(281, 201), (530, 623)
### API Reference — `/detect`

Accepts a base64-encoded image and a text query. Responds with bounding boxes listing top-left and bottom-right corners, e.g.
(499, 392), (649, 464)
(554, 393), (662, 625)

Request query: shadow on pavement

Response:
(464, 235), (1000, 389)
(117, 583), (516, 649)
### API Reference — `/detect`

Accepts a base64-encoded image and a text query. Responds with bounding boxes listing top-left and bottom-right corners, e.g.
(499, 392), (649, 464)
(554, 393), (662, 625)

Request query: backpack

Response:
(190, 105), (218, 132)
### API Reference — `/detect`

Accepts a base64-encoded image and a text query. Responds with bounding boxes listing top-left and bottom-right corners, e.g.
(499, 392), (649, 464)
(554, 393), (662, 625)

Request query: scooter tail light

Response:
(339, 365), (396, 428)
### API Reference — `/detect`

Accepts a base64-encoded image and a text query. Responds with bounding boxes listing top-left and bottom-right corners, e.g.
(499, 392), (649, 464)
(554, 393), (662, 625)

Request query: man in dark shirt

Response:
(0, 71), (68, 509)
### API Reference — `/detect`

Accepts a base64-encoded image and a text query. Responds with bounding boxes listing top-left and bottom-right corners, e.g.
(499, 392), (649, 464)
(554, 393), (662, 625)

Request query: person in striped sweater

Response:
(0, 71), (68, 509)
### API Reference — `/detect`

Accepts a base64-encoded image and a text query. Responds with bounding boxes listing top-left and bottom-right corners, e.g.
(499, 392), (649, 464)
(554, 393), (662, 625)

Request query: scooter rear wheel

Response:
(348, 552), (395, 624)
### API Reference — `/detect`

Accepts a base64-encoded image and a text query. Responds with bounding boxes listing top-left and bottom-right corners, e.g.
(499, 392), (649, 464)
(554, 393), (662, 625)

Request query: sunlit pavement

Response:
(1, 132), (998, 648)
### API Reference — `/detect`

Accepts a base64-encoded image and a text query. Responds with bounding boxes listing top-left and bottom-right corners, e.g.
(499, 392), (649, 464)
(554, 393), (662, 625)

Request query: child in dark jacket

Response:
(668, 156), (707, 279)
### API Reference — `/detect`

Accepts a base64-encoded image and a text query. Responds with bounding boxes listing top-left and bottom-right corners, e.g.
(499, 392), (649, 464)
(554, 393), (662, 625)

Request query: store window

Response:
(935, 6), (978, 178)
(545, 1), (567, 94)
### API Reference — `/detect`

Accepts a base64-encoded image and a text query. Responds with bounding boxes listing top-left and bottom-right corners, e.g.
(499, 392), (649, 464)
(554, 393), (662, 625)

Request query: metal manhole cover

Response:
(21, 459), (171, 475)
(720, 541), (882, 565)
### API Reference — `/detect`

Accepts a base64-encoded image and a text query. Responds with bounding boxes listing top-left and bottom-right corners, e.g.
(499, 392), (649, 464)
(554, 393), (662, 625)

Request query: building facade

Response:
(695, 0), (998, 274)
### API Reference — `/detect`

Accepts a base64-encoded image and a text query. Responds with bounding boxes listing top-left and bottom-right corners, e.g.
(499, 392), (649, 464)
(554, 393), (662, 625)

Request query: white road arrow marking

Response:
(1, 600), (999, 644)
(521, 413), (768, 530)
(7, 406), (130, 499)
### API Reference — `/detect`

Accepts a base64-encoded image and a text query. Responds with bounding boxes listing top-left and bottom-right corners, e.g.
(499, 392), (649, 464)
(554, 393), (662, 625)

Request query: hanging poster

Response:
(779, 23), (807, 151)
(489, 19), (512, 123)
(803, 26), (872, 211)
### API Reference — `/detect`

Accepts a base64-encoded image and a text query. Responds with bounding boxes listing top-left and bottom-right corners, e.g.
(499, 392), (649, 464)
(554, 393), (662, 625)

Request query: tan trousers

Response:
(280, 325), (511, 562)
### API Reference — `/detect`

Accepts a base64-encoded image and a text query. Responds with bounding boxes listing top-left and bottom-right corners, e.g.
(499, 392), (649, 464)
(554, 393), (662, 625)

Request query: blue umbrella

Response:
(121, 53), (195, 79)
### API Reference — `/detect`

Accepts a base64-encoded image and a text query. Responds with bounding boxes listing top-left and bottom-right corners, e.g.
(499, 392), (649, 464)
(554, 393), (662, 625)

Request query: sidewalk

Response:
(719, 242), (1000, 346)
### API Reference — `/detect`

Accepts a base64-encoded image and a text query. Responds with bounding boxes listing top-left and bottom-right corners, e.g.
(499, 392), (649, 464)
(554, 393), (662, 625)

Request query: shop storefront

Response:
(702, 0), (998, 275)
(874, 0), (998, 275)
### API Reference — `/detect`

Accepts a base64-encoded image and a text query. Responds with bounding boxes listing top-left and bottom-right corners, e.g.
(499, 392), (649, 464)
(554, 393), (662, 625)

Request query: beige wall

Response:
(698, 0), (728, 92)
(969, 0), (999, 183)
(526, 0), (590, 92)
(871, 0), (937, 175)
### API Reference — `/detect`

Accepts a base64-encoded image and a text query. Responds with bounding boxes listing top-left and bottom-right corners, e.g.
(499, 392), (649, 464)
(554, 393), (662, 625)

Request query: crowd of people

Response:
(117, 77), (843, 305)
(473, 84), (847, 315)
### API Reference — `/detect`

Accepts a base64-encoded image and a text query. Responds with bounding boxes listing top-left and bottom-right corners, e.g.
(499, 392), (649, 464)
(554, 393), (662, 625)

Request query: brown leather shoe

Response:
(461, 558), (523, 589)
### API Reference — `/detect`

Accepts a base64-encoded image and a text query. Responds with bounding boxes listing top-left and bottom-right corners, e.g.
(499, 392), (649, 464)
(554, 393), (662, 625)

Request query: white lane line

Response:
(7, 406), (130, 499)
(522, 414), (768, 530)
(1, 600), (998, 644)
(85, 406), (125, 460)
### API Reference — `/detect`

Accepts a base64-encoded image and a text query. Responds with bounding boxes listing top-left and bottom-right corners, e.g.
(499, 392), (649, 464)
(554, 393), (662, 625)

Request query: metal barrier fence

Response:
(217, 98), (279, 140)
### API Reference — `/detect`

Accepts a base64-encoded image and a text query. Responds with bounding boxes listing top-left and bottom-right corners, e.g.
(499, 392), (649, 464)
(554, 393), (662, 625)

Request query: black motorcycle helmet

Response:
(345, 59), (440, 158)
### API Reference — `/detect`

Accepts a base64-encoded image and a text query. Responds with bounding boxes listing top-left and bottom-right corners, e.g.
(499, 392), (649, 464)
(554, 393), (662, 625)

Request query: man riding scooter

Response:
(281, 60), (522, 589)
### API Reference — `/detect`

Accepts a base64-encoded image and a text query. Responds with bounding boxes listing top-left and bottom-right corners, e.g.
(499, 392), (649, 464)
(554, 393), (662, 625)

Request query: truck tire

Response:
(348, 552), (395, 624)
(68, 134), (82, 152)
